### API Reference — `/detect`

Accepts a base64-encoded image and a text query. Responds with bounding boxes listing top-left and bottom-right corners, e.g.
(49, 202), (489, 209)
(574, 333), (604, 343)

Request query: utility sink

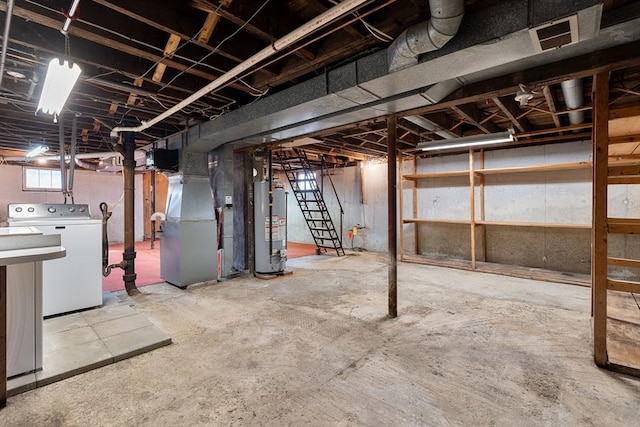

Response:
(0, 227), (61, 253)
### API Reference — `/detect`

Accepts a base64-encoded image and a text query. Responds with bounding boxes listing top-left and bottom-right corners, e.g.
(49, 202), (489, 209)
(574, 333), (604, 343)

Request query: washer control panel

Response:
(8, 203), (91, 219)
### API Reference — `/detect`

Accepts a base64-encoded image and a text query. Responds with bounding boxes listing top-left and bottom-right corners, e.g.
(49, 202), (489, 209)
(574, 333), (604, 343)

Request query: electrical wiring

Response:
(326, 0), (393, 42)
(159, 0), (271, 94)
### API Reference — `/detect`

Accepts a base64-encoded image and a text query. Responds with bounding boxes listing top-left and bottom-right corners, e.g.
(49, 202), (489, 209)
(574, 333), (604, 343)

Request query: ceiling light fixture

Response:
(417, 130), (515, 152)
(36, 58), (81, 122)
(25, 145), (49, 158)
(6, 69), (26, 79)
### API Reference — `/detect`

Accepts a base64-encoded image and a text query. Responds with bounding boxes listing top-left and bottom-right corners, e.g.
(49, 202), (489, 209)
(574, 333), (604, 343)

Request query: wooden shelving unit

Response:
(592, 72), (640, 377)
(399, 149), (592, 285)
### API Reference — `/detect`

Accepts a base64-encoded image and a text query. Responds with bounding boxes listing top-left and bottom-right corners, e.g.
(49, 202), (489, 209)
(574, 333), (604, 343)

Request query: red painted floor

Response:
(103, 241), (318, 292)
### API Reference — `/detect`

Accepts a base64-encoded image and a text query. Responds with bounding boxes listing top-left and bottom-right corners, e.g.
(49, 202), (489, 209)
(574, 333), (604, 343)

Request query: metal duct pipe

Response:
(0, 0), (15, 88)
(561, 79), (585, 124)
(110, 0), (370, 138)
(0, 150), (143, 162)
(388, 0), (464, 71)
(75, 157), (106, 171)
(58, 114), (67, 195)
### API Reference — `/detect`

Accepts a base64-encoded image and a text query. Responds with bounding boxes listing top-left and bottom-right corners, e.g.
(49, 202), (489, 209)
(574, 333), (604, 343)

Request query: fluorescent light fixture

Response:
(25, 145), (49, 158)
(417, 131), (515, 152)
(36, 58), (82, 120)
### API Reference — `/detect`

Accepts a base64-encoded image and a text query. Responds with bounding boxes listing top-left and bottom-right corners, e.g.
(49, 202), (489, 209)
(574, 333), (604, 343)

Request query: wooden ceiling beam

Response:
(1, 3), (256, 95)
(542, 84), (563, 128)
(492, 95), (532, 133)
(191, 0), (316, 61)
(451, 104), (500, 134)
(401, 40), (640, 119)
(87, 0), (276, 78)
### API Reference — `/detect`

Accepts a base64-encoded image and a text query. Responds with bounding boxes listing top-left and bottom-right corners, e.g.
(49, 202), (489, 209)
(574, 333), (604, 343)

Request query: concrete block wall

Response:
(282, 161), (390, 253)
(0, 164), (144, 243)
(408, 140), (594, 274)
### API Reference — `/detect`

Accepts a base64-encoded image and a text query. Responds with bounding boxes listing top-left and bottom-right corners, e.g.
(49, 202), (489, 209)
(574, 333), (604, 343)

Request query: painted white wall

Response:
(0, 164), (144, 243)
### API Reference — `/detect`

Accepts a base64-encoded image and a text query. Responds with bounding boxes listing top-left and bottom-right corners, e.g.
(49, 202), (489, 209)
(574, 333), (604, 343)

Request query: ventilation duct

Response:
(560, 78), (585, 124)
(388, 0), (464, 72)
(184, 0), (613, 152)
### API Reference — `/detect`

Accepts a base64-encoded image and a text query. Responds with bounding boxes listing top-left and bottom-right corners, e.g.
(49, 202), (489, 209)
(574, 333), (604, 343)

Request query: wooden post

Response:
(469, 149), (476, 269)
(399, 154), (405, 260)
(592, 72), (610, 367)
(479, 149), (487, 262)
(412, 157), (418, 255)
(387, 114), (398, 318)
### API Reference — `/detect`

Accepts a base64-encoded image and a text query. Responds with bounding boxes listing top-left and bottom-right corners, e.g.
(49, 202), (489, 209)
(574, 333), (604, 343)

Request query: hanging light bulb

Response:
(36, 58), (82, 122)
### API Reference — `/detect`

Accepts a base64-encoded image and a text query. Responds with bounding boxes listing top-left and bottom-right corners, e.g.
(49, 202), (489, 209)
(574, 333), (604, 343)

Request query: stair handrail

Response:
(322, 159), (344, 245)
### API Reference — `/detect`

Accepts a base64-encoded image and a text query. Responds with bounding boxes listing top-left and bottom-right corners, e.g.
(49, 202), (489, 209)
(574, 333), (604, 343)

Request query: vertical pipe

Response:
(58, 115), (67, 196)
(150, 170), (156, 249)
(387, 114), (398, 318)
(0, 0), (15, 88)
(122, 130), (139, 295)
(68, 115), (77, 194)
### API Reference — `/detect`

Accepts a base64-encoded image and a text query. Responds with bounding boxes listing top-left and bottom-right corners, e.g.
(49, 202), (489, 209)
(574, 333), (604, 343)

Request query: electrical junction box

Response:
(146, 149), (179, 172)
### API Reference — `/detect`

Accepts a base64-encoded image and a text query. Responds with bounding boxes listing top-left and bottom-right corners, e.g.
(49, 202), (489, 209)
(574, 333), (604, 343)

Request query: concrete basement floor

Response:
(1, 252), (639, 426)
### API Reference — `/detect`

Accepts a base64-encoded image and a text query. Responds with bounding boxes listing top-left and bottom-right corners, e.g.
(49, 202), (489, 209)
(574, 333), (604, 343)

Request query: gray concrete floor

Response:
(1, 252), (639, 426)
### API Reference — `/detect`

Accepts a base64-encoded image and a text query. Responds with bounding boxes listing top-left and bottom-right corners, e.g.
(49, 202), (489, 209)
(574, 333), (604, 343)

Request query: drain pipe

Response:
(388, 0), (464, 71)
(110, 0), (370, 138)
(561, 79), (585, 124)
(68, 114), (78, 203)
(121, 130), (139, 295)
(58, 114), (67, 201)
(0, 0), (15, 88)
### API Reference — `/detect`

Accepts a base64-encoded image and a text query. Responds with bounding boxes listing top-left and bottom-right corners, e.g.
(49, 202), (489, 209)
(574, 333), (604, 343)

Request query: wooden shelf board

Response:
(402, 218), (470, 225)
(475, 161), (592, 175)
(477, 221), (591, 229)
(607, 278), (640, 293)
(608, 257), (640, 268)
(401, 254), (590, 287)
(403, 170), (470, 179)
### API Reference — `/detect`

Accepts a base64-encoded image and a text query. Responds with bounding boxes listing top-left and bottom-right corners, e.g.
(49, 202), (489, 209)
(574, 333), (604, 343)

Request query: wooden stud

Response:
(592, 71), (610, 367)
(399, 154), (405, 261)
(479, 149), (487, 262)
(469, 149), (476, 269)
(412, 157), (418, 255)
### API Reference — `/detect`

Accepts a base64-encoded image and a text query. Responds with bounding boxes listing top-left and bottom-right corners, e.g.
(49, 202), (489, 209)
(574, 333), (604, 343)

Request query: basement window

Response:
(23, 167), (62, 191)
(297, 171), (317, 191)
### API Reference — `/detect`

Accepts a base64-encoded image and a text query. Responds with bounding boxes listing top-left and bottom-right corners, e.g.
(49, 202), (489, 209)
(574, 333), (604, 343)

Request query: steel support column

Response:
(387, 114), (398, 318)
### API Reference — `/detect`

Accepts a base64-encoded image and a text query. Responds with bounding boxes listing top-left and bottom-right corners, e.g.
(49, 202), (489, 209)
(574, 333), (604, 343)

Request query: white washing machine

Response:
(8, 203), (103, 317)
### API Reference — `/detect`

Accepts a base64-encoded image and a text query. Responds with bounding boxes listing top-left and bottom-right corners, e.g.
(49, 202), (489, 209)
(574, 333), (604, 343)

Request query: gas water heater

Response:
(254, 181), (287, 274)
